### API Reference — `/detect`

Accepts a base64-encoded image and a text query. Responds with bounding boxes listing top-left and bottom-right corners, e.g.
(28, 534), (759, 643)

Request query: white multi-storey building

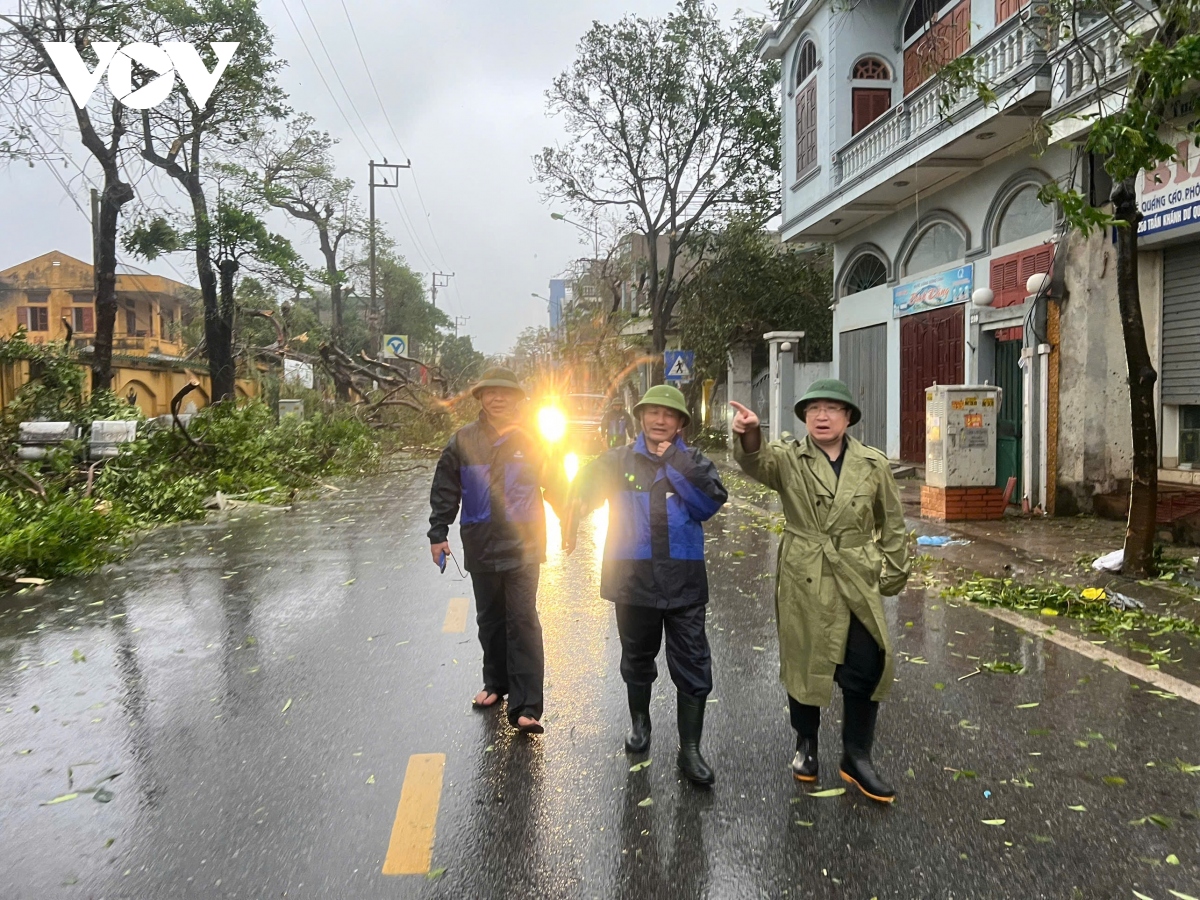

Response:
(759, 0), (1200, 517)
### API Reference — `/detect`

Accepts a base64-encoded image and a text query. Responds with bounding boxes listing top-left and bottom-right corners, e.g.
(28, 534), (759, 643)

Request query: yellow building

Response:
(1, 250), (257, 416)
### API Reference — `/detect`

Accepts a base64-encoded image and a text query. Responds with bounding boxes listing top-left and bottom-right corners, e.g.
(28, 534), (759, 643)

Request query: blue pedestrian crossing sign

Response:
(664, 350), (694, 384)
(382, 334), (409, 358)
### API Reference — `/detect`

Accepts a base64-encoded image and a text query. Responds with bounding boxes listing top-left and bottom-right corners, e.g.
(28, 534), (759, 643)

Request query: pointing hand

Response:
(729, 401), (759, 435)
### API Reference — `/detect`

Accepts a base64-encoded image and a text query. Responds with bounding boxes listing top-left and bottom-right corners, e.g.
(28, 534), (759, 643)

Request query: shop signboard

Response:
(892, 264), (973, 318)
(1137, 130), (1200, 239)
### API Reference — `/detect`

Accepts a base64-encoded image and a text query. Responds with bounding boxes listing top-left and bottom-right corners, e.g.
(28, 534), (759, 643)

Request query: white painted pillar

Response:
(764, 331), (805, 442)
(727, 341), (753, 443)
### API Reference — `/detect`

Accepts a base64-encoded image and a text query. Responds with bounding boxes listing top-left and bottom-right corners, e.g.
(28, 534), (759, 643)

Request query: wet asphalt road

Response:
(2, 464), (1200, 900)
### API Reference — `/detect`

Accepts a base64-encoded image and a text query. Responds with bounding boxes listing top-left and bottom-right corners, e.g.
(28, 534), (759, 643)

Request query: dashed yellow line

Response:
(382, 753), (446, 875)
(443, 597), (470, 633)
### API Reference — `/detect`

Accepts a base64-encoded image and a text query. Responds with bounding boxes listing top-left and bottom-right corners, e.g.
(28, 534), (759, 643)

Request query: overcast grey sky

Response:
(0, 0), (761, 355)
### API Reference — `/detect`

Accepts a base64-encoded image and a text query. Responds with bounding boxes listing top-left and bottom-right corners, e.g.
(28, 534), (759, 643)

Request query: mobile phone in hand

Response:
(438, 550), (447, 574)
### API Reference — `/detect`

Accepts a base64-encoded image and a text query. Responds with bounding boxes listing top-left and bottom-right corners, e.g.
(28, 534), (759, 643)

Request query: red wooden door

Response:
(852, 88), (891, 134)
(996, 0), (1030, 24)
(903, 0), (972, 95)
(900, 304), (965, 462)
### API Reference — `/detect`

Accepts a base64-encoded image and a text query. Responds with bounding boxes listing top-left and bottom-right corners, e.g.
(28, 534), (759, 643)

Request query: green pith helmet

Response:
(634, 383), (691, 427)
(470, 366), (526, 399)
(794, 378), (861, 425)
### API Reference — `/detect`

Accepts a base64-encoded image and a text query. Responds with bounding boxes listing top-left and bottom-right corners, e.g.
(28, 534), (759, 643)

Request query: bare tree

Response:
(534, 0), (780, 377)
(249, 114), (362, 399)
(0, 1), (139, 392)
(136, 0), (285, 402)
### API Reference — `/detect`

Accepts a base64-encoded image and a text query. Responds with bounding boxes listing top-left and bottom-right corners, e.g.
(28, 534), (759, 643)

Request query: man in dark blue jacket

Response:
(600, 397), (636, 448)
(429, 367), (562, 734)
(565, 384), (728, 784)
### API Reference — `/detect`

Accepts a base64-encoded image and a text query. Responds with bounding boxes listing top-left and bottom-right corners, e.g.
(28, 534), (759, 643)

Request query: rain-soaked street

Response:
(3, 463), (1200, 900)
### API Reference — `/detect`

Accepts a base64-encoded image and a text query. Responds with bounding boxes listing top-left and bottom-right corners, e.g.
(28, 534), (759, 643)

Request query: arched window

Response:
(796, 40), (818, 86)
(843, 255), (888, 296)
(851, 56), (892, 134)
(795, 39), (819, 179)
(996, 184), (1054, 246)
(904, 222), (966, 276)
(853, 57), (891, 80)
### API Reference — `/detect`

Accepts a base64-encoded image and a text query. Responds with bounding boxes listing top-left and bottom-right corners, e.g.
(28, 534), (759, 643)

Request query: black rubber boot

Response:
(791, 734), (818, 783)
(839, 696), (895, 803)
(676, 692), (715, 785)
(625, 683), (652, 754)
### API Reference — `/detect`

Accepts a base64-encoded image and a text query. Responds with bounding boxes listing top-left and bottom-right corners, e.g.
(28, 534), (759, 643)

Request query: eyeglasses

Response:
(806, 402), (848, 418)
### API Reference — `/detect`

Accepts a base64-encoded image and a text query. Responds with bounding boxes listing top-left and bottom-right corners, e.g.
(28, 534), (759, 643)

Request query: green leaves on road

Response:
(629, 760), (652, 773)
(806, 788), (846, 798)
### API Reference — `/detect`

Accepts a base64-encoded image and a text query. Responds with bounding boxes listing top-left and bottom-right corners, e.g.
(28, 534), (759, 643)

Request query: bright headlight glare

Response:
(537, 406), (567, 443)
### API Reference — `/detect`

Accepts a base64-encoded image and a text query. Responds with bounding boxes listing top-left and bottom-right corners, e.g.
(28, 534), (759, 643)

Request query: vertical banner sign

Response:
(664, 350), (695, 384)
(382, 335), (409, 358)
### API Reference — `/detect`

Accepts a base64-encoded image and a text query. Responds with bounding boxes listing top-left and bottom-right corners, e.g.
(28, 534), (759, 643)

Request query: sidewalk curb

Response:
(978, 605), (1200, 706)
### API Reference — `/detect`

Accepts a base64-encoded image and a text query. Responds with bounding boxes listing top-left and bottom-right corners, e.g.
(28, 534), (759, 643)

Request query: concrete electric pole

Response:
(369, 159), (410, 357)
(431, 272), (454, 308)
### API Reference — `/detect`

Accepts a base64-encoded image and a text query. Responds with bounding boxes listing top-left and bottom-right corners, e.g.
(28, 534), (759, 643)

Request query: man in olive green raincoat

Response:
(731, 379), (909, 803)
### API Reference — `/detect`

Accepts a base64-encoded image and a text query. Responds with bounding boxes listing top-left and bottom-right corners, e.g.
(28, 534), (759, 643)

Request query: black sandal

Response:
(516, 716), (544, 734)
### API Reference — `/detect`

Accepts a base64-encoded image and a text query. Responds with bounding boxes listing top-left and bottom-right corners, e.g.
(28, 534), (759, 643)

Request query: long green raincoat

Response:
(735, 434), (910, 705)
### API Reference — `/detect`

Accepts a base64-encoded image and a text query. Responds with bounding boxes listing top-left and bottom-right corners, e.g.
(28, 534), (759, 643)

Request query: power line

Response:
(276, 0), (374, 159)
(334, 0), (456, 278)
(276, 0), (458, 318)
(294, 0), (386, 159)
(384, 190), (436, 272)
(336, 0), (409, 160)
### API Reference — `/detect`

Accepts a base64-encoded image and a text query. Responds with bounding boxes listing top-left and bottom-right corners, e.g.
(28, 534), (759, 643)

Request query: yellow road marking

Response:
(382, 753), (446, 875)
(443, 597), (469, 633)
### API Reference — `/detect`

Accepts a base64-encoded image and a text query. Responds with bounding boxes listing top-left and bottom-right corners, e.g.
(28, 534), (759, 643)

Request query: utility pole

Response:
(369, 159), (410, 357)
(431, 271), (454, 308)
(453, 315), (470, 338)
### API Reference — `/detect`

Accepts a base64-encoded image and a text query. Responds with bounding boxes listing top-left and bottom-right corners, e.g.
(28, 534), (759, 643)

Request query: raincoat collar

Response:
(798, 433), (866, 504)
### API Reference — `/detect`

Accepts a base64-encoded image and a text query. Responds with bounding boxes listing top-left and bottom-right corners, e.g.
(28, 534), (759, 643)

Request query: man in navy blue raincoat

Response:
(566, 384), (727, 784)
(429, 367), (563, 734)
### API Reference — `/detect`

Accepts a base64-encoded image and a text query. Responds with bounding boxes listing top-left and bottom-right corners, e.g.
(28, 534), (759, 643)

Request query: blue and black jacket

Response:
(573, 434), (728, 609)
(428, 413), (563, 572)
(601, 409), (636, 448)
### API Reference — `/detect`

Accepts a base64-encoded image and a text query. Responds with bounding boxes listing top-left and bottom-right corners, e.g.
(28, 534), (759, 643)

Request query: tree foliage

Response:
(0, 0), (142, 392)
(677, 222), (832, 386)
(535, 0), (781, 368)
(137, 0), (286, 401)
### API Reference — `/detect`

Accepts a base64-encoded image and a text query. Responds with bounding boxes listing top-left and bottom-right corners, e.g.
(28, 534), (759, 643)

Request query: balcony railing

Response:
(832, 14), (1046, 188)
(1049, 17), (1129, 111)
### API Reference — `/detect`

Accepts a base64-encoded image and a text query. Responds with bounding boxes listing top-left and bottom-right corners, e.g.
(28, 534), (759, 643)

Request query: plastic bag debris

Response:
(916, 535), (972, 547)
(1107, 591), (1145, 611)
(1091, 549), (1124, 573)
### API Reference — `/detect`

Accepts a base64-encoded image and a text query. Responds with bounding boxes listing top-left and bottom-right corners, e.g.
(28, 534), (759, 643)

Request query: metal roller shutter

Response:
(1162, 244), (1200, 405)
(840, 324), (888, 453)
